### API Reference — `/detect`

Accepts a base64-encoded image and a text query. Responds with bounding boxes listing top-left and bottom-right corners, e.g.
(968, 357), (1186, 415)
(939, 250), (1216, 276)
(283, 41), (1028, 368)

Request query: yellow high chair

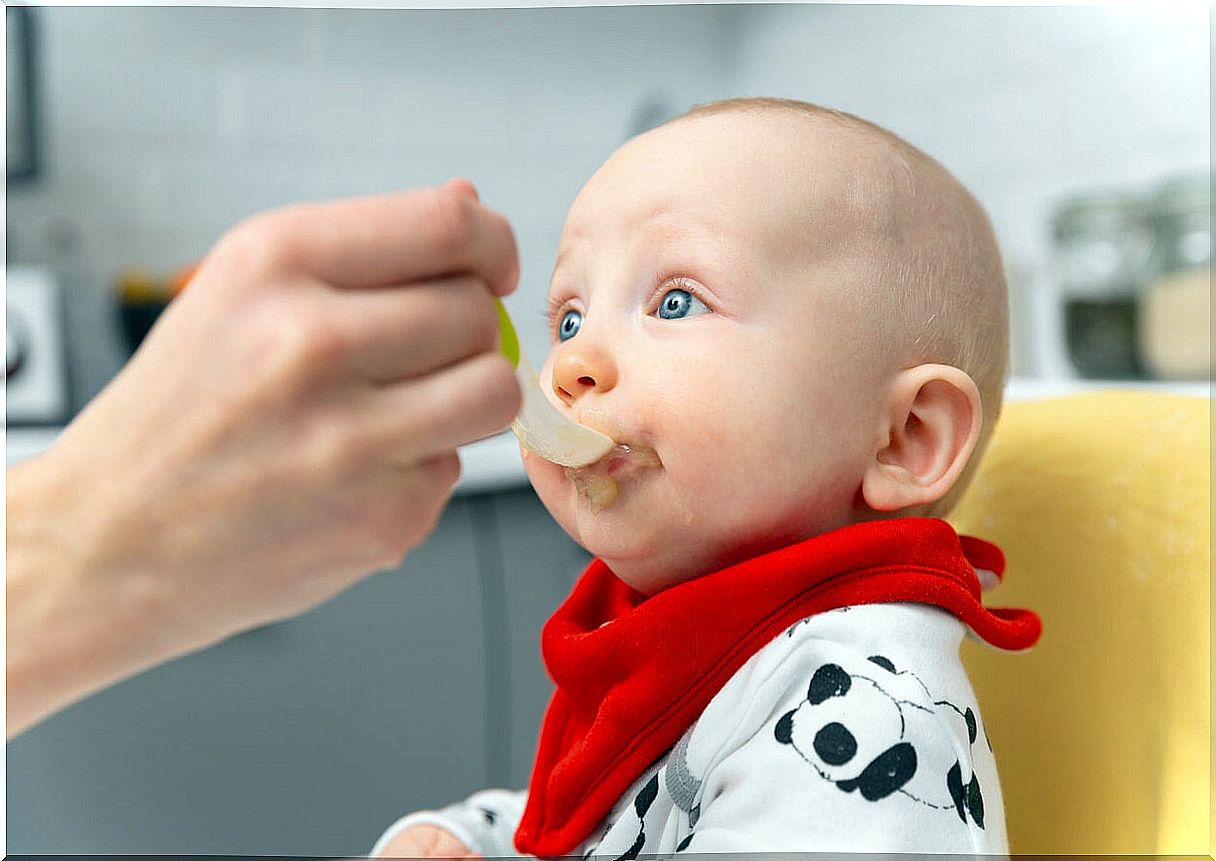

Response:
(949, 389), (1211, 854)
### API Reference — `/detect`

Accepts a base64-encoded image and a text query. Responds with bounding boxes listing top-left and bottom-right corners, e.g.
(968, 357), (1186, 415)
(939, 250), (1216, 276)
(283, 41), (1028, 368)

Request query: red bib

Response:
(513, 517), (1041, 857)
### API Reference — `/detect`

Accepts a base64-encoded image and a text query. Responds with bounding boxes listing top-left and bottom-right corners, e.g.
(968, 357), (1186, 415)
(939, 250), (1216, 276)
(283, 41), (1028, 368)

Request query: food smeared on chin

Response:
(564, 443), (661, 512)
(565, 469), (619, 513)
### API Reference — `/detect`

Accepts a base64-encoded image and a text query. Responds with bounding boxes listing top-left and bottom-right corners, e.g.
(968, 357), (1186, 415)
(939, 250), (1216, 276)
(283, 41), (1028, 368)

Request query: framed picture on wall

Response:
(7, 6), (41, 184)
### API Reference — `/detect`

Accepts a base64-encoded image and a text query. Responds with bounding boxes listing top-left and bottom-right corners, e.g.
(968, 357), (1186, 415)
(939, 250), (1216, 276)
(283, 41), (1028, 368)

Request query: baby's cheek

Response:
(664, 434), (771, 529)
(522, 451), (582, 530)
(668, 409), (838, 529)
(523, 450), (563, 499)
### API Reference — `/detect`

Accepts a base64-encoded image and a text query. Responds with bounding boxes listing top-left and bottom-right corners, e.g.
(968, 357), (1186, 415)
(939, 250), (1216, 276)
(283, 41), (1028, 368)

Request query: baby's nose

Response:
(551, 350), (617, 405)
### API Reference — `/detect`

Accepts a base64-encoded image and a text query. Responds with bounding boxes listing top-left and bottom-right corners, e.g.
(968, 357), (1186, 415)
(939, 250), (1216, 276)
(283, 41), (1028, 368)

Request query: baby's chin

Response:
(607, 521), (853, 596)
(559, 496), (666, 565)
(599, 542), (725, 596)
(526, 449), (731, 593)
(532, 479), (690, 585)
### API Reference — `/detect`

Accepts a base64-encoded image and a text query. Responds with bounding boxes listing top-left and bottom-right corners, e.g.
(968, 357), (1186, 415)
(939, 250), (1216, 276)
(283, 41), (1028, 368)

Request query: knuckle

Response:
(464, 290), (500, 351)
(275, 311), (315, 370)
(213, 222), (261, 279)
(371, 454), (460, 567)
(409, 456), (460, 530)
(300, 308), (348, 367)
(224, 207), (310, 277)
(302, 420), (354, 477)
(387, 515), (432, 565)
(263, 209), (312, 271)
(482, 210), (520, 292)
(430, 186), (477, 255)
(476, 354), (523, 423)
(244, 306), (310, 393)
(363, 506), (410, 570)
(263, 302), (347, 382)
(488, 207), (518, 251)
(423, 450), (463, 490)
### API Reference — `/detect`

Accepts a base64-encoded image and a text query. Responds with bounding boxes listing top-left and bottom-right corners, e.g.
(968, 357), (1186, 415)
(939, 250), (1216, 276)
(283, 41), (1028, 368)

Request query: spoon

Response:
(495, 299), (615, 467)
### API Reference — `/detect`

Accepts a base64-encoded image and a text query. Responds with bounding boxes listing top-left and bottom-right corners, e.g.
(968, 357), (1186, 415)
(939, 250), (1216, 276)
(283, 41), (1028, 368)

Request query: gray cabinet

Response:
(469, 489), (593, 789)
(6, 487), (583, 856)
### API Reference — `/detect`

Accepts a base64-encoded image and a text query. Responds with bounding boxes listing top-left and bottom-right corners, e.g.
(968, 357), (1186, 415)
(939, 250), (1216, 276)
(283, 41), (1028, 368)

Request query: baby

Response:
(372, 97), (1040, 857)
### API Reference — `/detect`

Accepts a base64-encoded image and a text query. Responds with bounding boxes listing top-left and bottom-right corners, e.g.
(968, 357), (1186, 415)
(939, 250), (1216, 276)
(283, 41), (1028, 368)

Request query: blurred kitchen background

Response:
(5, 4), (1210, 856)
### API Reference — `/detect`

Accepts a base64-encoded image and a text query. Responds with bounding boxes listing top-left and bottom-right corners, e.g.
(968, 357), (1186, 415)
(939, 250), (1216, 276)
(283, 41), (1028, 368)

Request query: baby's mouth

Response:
(564, 442), (662, 513)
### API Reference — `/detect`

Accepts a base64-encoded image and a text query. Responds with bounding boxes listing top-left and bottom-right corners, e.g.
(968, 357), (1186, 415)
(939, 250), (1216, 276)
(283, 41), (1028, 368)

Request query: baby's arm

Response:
(371, 788), (528, 858)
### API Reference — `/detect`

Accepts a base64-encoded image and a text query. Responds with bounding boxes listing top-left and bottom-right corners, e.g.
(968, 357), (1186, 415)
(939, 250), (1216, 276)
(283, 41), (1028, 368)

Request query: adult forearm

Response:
(5, 453), (173, 738)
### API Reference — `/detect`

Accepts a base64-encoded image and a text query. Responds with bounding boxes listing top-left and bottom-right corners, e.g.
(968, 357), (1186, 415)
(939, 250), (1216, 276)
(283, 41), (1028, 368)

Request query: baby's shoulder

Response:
(690, 603), (975, 753)
(780, 603), (967, 668)
(731, 603), (968, 697)
(682, 604), (995, 826)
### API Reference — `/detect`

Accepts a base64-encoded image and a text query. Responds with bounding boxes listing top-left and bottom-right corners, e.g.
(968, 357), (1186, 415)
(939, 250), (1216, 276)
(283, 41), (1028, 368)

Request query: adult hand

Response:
(6, 180), (523, 737)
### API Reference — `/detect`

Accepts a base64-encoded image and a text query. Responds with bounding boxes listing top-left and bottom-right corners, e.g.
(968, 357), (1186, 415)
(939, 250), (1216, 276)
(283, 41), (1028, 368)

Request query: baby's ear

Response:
(861, 365), (982, 513)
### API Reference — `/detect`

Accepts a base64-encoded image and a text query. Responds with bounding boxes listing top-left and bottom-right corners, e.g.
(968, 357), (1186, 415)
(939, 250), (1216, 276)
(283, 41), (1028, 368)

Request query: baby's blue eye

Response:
(558, 309), (583, 342)
(657, 288), (709, 320)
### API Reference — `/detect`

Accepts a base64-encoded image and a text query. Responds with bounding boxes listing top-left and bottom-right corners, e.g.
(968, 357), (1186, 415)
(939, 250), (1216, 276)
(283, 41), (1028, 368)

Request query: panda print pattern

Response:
(605, 773), (659, 860)
(774, 654), (987, 826)
(370, 603), (1009, 856)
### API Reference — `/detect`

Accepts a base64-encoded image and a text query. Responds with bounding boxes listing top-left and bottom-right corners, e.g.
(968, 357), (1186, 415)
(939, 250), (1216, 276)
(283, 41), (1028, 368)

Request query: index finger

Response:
(266, 182), (520, 295)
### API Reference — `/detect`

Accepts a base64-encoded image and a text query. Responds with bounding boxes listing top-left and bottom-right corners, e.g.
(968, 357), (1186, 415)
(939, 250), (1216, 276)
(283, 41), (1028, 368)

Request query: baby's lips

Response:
(568, 410), (666, 468)
(574, 409), (632, 448)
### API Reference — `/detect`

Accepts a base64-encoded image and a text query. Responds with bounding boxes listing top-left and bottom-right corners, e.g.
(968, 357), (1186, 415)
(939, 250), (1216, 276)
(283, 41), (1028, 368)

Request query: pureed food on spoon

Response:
(496, 301), (664, 511)
(496, 298), (615, 468)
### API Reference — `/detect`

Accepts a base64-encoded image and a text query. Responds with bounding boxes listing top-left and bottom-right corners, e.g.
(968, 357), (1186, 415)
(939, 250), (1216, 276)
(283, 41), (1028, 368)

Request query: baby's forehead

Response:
(564, 110), (902, 265)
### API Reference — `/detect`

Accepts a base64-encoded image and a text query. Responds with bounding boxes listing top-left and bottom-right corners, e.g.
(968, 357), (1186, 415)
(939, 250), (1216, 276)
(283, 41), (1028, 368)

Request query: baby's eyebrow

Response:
(549, 213), (737, 290)
(551, 245), (575, 276)
(552, 236), (596, 283)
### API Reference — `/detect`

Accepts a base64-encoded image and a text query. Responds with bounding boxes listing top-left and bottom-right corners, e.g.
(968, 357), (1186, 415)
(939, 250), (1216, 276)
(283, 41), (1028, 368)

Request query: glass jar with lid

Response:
(1138, 173), (1211, 380)
(1051, 190), (1155, 378)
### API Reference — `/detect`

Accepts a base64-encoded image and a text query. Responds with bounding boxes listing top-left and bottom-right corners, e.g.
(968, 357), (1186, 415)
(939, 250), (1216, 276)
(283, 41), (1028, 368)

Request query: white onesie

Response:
(372, 602), (1008, 857)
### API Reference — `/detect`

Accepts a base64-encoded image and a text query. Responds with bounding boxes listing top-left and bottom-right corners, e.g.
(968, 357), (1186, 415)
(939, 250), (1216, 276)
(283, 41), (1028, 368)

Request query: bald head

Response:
(664, 99), (1009, 511)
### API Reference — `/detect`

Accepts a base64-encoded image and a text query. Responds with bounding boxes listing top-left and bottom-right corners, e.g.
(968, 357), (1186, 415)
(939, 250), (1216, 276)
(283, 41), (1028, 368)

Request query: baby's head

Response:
(523, 98), (1008, 595)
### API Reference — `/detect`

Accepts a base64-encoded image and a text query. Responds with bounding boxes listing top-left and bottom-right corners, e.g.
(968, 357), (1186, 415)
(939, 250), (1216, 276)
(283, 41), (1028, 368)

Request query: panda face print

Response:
(774, 655), (987, 828)
(775, 661), (920, 798)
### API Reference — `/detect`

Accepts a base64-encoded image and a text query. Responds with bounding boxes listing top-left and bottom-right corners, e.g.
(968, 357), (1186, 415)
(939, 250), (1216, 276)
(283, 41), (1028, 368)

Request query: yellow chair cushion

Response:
(948, 390), (1211, 854)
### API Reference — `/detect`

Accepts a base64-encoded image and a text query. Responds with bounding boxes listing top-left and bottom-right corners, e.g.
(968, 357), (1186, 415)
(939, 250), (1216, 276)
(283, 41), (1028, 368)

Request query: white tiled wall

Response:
(729, 4), (1210, 375)
(7, 5), (740, 402)
(6, 5), (1210, 402)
